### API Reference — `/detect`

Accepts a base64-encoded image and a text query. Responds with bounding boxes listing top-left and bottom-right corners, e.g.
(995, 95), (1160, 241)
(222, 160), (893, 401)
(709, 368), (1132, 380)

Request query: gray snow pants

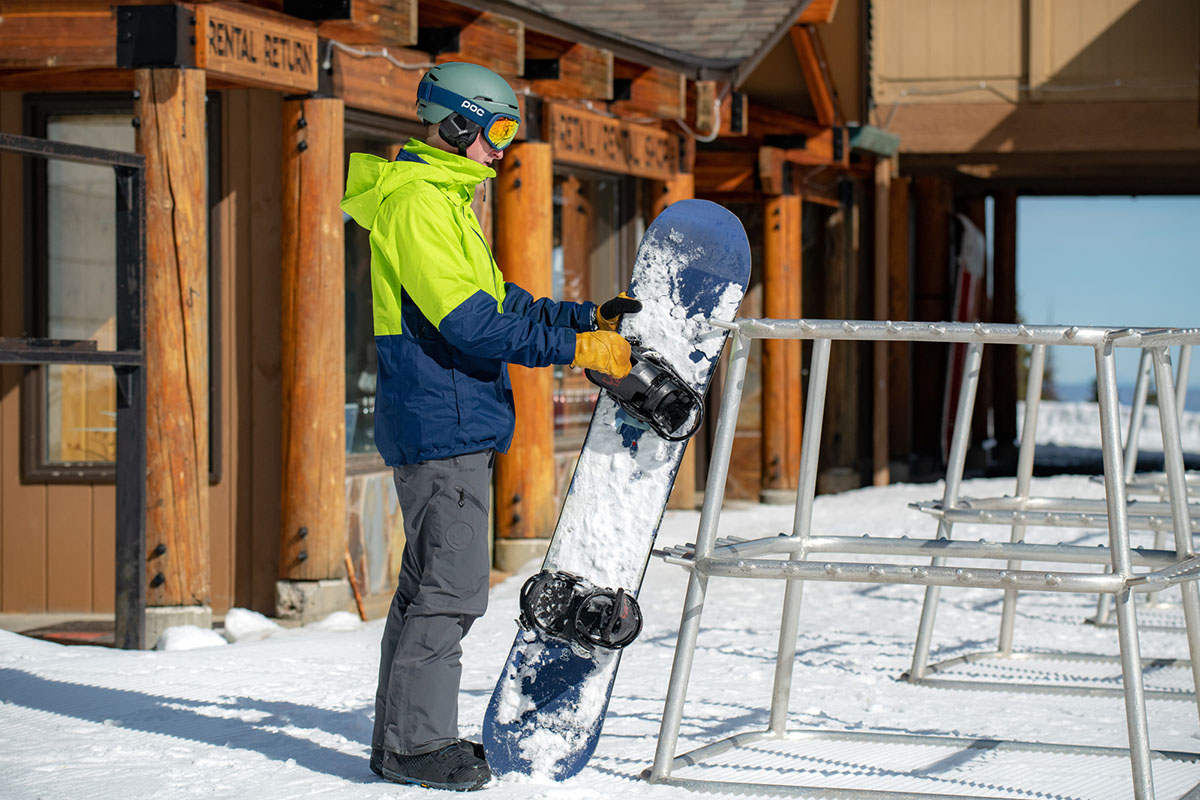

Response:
(373, 449), (493, 756)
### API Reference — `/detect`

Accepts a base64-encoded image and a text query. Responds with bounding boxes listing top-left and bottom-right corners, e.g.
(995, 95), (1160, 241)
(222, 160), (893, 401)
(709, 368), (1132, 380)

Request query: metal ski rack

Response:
(648, 318), (1200, 799)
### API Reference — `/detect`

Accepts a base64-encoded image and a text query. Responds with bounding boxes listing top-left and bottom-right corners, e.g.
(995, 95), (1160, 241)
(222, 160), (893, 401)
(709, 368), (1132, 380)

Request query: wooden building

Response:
(871, 0), (1200, 478)
(0, 0), (868, 640)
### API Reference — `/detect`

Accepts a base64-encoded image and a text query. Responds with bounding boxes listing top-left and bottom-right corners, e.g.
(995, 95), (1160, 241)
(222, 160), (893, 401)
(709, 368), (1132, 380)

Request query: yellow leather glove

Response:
(573, 331), (632, 379)
(595, 292), (642, 332)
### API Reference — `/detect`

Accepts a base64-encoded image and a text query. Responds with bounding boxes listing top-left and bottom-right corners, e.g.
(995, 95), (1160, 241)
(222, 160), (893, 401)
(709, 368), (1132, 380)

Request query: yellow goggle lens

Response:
(486, 117), (519, 149)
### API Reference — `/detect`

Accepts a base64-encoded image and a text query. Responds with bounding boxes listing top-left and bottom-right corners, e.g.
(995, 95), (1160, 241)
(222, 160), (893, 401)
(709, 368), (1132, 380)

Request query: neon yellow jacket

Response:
(342, 139), (595, 465)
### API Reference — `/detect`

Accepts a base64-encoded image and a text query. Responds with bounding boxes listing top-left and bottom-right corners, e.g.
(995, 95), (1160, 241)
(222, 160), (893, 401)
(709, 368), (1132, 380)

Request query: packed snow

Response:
(3, 403), (1200, 798)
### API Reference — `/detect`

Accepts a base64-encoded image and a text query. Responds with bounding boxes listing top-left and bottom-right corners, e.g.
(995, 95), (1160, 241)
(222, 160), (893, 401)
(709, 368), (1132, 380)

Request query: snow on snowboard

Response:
(483, 198), (751, 779)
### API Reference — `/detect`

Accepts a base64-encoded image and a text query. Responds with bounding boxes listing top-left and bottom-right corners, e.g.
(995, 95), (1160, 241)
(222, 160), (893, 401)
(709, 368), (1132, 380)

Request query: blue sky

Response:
(1015, 196), (1200, 399)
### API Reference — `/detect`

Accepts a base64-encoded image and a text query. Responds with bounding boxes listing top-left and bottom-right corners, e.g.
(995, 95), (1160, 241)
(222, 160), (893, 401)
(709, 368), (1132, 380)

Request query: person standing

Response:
(341, 61), (641, 791)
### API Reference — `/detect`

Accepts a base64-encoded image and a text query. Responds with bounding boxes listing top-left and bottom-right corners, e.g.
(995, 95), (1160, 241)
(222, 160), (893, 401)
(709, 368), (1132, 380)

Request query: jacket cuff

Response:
(580, 301), (599, 332)
(558, 330), (579, 365)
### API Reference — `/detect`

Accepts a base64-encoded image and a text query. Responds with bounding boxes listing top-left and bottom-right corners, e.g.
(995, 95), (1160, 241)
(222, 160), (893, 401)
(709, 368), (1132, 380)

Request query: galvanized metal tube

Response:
(728, 317), (1200, 348)
(1123, 349), (1152, 483)
(910, 343), (984, 680)
(694, 556), (1125, 592)
(1176, 344), (1192, 426)
(999, 343), (1044, 654)
(650, 332), (752, 782)
(768, 338), (831, 735)
(1095, 341), (1154, 800)
(1099, 348), (1148, 625)
(1150, 346), (1200, 720)
(802, 535), (1178, 567)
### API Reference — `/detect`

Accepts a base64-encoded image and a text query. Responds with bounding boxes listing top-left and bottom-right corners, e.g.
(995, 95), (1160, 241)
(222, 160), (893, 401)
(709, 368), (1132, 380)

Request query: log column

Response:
(872, 158), (892, 486)
(887, 175), (912, 479)
(992, 189), (1019, 469)
(761, 192), (803, 503)
(493, 142), (555, 573)
(137, 68), (210, 646)
(912, 175), (953, 474)
(277, 97), (347, 620)
(651, 175), (701, 511)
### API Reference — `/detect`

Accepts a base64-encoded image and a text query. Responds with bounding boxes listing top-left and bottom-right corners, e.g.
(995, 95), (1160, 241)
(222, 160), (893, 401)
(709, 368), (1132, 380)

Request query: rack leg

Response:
(1096, 341), (1154, 800)
(768, 339), (831, 735)
(651, 334), (751, 782)
(910, 343), (984, 679)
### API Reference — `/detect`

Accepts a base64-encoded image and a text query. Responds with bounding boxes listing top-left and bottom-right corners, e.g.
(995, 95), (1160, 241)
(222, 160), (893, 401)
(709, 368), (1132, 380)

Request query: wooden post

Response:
(762, 192), (803, 500)
(912, 175), (953, 471)
(136, 68), (210, 615)
(494, 142), (555, 569)
(280, 97), (346, 582)
(872, 157), (891, 486)
(993, 189), (1019, 468)
(651, 174), (701, 511)
(961, 193), (992, 470)
(887, 175), (912, 476)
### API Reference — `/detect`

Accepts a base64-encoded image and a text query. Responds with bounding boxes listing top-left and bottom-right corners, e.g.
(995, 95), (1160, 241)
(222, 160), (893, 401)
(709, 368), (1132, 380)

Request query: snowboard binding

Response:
(585, 345), (704, 441)
(518, 570), (643, 657)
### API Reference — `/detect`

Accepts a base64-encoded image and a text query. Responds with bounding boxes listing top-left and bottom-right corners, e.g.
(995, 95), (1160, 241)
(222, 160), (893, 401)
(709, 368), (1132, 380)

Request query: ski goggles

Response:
(417, 81), (521, 150)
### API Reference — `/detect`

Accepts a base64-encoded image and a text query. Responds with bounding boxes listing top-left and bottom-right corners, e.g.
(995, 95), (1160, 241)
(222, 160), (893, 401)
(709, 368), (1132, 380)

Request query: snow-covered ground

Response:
(3, 403), (1200, 798)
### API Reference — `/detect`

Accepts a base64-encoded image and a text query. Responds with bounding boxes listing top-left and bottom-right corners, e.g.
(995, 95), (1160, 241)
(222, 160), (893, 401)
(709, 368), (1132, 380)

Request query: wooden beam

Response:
(687, 80), (718, 137)
(544, 102), (679, 180)
(762, 193), (803, 496)
(0, 67), (134, 92)
(317, 0), (417, 47)
(420, 0), (523, 76)
(694, 148), (757, 194)
(330, 44), (425, 120)
(748, 101), (827, 138)
(788, 25), (836, 127)
(0, 4), (116, 68)
(796, 0), (839, 24)
(610, 60), (685, 120)
(279, 97), (346, 581)
(137, 67), (210, 609)
(525, 31), (612, 101)
(888, 100), (1200, 155)
(758, 146), (787, 195)
(494, 142), (556, 545)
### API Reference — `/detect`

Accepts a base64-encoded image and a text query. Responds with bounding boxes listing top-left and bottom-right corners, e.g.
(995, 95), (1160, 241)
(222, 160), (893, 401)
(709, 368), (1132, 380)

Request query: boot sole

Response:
(379, 765), (487, 791)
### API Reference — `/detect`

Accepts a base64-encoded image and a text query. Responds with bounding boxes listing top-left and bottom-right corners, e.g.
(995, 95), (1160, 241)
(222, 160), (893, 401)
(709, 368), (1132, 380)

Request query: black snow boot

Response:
(374, 741), (491, 791)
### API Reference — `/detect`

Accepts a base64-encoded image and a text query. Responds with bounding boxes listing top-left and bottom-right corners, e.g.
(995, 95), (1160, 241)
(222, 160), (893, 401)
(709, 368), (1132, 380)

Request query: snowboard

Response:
(482, 198), (751, 779)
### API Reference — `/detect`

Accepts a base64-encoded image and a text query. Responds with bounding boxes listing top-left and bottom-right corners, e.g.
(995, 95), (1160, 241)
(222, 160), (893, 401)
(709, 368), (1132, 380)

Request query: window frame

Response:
(20, 92), (223, 484)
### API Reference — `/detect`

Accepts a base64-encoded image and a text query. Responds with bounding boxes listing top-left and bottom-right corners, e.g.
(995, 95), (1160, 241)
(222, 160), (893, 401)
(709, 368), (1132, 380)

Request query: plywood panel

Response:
(1031, 0), (1197, 101)
(92, 482), (115, 612)
(874, 0), (1022, 106)
(46, 484), (93, 611)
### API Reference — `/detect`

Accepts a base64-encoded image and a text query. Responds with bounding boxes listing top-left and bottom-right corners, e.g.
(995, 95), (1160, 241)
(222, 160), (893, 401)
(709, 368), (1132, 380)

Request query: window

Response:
(22, 93), (221, 482)
(551, 169), (643, 456)
(343, 110), (425, 471)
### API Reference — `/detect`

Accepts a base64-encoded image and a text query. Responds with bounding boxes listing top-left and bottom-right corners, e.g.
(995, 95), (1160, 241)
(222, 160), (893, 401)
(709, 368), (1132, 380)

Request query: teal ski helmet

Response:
(416, 62), (521, 154)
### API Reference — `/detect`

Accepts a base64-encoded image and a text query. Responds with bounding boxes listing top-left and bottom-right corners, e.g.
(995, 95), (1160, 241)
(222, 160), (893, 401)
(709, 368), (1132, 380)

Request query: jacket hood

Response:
(341, 138), (496, 231)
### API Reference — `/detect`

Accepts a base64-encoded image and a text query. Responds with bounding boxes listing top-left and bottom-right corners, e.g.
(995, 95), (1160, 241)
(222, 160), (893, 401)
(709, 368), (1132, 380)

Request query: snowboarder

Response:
(340, 61), (642, 791)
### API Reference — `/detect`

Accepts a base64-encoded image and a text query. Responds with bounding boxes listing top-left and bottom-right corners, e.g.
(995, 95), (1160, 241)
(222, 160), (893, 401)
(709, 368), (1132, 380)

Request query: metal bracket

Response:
(417, 27), (460, 56)
(116, 4), (196, 69)
(524, 59), (561, 81)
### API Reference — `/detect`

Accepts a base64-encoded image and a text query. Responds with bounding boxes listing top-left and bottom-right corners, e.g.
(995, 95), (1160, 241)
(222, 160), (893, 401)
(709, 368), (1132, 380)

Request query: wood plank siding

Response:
(0, 87), (284, 616)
